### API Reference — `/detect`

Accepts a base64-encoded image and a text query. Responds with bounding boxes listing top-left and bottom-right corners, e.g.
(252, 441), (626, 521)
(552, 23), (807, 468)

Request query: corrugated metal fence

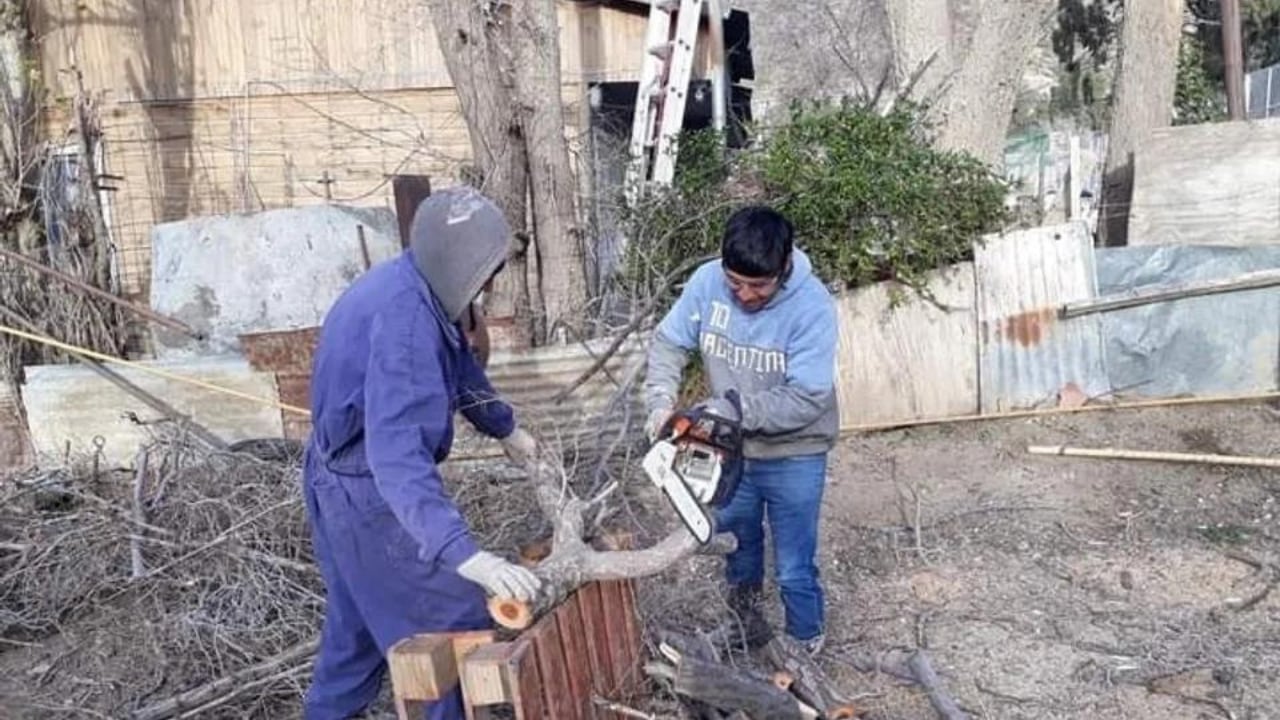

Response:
(240, 327), (647, 462)
(13, 219), (1280, 472)
(833, 221), (1280, 430)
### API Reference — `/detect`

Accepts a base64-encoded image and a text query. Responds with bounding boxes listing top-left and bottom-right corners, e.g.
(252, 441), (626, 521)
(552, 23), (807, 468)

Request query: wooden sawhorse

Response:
(388, 579), (643, 720)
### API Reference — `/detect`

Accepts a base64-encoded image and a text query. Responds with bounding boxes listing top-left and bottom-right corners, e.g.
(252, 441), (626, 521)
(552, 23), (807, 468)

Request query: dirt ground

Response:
(640, 401), (1280, 720)
(4, 401), (1280, 719)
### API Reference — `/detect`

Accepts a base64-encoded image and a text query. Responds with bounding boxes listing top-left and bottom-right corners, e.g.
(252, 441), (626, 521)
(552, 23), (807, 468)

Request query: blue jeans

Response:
(714, 453), (827, 641)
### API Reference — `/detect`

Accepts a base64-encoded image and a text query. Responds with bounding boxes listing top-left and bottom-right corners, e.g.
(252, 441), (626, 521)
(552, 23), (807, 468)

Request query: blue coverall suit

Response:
(301, 250), (514, 719)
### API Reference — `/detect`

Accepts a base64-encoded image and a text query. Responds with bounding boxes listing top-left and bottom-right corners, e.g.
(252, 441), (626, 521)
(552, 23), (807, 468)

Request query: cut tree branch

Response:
(655, 641), (818, 720)
(487, 461), (735, 629)
(763, 635), (858, 719)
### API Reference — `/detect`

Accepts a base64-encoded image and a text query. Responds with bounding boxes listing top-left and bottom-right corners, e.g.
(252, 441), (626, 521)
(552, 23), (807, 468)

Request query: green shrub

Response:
(617, 98), (1011, 301)
(755, 99), (1010, 290)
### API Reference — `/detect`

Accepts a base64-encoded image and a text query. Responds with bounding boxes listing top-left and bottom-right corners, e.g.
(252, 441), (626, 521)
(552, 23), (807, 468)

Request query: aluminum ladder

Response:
(623, 0), (709, 205)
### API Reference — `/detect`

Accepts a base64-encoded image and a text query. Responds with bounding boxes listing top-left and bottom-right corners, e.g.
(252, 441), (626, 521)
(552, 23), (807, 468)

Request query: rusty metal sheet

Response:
(975, 222), (1110, 412)
(1095, 244), (1280, 399)
(239, 328), (320, 375)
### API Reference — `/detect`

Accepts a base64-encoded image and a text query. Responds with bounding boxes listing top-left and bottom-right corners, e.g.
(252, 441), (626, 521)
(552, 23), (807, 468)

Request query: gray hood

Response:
(408, 186), (512, 322)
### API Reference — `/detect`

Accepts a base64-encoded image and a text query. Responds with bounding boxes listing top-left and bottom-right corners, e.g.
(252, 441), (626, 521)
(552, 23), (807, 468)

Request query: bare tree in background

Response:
(1098, 0), (1184, 246)
(741, 0), (1057, 168)
(0, 0), (38, 256)
(425, 0), (588, 347)
(0, 1), (126, 383)
(887, 0), (1057, 168)
(928, 0), (1057, 167)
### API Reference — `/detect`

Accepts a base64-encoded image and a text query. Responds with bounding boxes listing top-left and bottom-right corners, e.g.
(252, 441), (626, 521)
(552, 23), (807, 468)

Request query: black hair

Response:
(721, 205), (794, 278)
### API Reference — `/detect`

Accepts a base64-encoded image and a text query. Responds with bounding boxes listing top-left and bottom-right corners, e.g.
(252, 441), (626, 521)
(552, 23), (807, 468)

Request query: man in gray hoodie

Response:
(645, 205), (839, 655)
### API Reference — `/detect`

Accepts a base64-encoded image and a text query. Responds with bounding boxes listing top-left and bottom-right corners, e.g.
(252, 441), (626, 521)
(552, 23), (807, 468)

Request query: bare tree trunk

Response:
(887, 0), (1054, 169)
(425, 0), (535, 348)
(1098, 0), (1183, 247)
(0, 0), (34, 249)
(929, 0), (1056, 168)
(508, 0), (588, 343)
(886, 0), (961, 97)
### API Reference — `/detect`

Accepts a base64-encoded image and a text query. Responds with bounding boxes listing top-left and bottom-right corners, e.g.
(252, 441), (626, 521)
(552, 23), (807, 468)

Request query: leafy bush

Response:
(617, 98), (1011, 300)
(1174, 36), (1226, 126)
(755, 99), (1010, 290)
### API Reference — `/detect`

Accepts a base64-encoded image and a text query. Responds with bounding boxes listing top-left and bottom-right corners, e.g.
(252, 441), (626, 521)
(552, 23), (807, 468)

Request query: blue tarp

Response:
(1095, 244), (1280, 398)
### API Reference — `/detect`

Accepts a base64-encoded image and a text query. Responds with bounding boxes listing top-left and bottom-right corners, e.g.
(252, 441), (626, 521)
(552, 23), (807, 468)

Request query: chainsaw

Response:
(641, 391), (745, 544)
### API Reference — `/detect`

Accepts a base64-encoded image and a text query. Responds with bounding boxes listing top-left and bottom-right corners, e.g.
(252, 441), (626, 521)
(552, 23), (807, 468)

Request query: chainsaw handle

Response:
(660, 390), (735, 438)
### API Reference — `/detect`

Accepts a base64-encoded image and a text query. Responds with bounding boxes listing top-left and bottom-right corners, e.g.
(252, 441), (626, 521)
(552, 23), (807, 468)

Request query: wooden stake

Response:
(1028, 445), (1280, 468)
(1058, 268), (1280, 319)
(841, 390), (1280, 435)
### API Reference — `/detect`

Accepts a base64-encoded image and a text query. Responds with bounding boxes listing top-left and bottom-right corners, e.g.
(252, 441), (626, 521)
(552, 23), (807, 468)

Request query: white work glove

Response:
(500, 426), (537, 466)
(456, 550), (543, 601)
(645, 407), (672, 442)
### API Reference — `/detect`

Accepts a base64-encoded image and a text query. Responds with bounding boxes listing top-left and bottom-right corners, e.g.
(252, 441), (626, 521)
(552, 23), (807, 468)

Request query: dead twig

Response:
(909, 651), (969, 720)
(129, 639), (319, 720)
(1144, 684), (1237, 720)
(129, 446), (148, 579)
(552, 252), (715, 404)
(590, 695), (660, 720)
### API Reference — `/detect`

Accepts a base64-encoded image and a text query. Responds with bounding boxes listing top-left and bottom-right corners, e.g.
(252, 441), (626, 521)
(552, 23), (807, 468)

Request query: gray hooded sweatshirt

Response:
(644, 248), (840, 460)
(409, 186), (512, 323)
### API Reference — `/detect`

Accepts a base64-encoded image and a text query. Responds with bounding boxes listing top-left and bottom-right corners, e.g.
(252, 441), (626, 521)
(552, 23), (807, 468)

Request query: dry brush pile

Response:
(0, 417), (584, 718)
(0, 395), (727, 719)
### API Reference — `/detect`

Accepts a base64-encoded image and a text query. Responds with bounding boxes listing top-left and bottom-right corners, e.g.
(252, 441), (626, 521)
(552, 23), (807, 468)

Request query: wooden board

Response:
(29, 0), (703, 100)
(833, 263), (979, 428)
(388, 634), (458, 720)
(556, 595), (595, 719)
(576, 582), (615, 695)
(508, 638), (548, 720)
(529, 612), (578, 720)
(1129, 118), (1280, 248)
(390, 582), (646, 719)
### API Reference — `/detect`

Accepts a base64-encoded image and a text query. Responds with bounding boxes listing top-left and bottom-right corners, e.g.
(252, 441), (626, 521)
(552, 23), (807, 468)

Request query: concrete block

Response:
(20, 356), (284, 469)
(148, 204), (403, 359)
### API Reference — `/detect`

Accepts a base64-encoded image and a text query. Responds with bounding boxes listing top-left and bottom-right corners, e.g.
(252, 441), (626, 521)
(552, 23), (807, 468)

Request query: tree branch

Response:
(488, 462), (735, 629)
(128, 640), (318, 720)
(551, 252), (715, 404)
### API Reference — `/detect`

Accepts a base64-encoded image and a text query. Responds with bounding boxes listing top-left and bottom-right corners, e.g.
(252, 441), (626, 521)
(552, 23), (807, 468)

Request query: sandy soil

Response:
(4, 401), (1280, 719)
(639, 401), (1280, 719)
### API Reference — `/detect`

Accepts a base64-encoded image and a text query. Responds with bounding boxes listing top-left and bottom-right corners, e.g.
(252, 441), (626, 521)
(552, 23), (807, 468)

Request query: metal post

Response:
(0, 246), (205, 341)
(1222, 0), (1246, 120)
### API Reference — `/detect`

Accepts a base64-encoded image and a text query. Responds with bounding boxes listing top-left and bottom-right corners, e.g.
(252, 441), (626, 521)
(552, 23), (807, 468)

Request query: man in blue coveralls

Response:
(302, 186), (543, 719)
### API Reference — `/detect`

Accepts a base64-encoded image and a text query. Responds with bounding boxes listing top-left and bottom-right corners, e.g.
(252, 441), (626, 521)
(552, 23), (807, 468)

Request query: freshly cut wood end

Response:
(771, 671), (794, 690)
(829, 704), (858, 719)
(488, 596), (533, 630)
